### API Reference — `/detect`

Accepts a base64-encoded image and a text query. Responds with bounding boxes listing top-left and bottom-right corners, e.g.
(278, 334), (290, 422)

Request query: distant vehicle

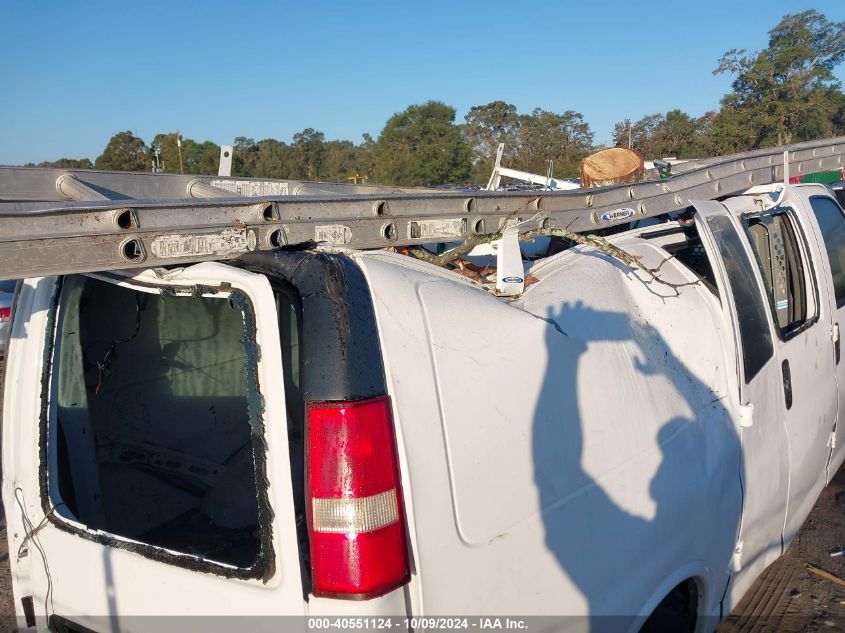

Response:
(0, 280), (15, 357)
(789, 168), (845, 185)
(828, 180), (845, 207)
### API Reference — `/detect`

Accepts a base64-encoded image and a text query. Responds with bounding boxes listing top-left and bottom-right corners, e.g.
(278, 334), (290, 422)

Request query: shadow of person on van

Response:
(532, 300), (742, 633)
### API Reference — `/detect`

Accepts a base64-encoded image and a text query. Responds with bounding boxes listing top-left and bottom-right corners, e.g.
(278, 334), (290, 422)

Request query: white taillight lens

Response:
(312, 489), (399, 534)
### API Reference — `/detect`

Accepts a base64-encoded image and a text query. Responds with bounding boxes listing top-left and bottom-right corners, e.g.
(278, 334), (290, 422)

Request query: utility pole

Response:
(176, 130), (184, 174)
(628, 123), (632, 150)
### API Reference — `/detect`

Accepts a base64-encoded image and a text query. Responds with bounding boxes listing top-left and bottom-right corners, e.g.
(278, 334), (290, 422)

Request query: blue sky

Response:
(1, 1), (844, 165)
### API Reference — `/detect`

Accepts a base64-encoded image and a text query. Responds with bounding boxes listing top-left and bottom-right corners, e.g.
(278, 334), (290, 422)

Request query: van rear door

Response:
(2, 262), (304, 631)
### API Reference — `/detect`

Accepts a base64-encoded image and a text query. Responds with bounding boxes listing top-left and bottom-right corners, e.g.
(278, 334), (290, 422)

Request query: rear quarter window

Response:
(809, 195), (845, 307)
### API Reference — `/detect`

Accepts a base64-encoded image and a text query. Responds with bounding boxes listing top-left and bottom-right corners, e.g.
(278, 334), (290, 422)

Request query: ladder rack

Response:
(1, 137), (844, 281)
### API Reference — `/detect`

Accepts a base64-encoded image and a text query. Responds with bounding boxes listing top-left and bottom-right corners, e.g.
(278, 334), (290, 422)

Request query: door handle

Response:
(782, 359), (793, 410)
(834, 323), (841, 365)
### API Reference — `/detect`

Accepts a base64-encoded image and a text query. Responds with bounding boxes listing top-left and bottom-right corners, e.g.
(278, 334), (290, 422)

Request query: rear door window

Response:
(49, 275), (269, 573)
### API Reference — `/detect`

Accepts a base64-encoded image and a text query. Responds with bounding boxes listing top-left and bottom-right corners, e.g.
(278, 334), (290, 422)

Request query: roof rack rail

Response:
(0, 136), (843, 280)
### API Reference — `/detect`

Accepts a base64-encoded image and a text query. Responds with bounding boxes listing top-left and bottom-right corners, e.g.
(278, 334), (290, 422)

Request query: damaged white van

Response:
(3, 183), (845, 633)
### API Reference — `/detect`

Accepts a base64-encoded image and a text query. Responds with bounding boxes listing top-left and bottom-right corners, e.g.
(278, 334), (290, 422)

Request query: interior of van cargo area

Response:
(49, 276), (264, 568)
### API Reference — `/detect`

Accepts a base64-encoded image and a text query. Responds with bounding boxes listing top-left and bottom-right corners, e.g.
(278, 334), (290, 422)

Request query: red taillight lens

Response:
(306, 395), (410, 599)
(789, 174), (805, 184)
(0, 307), (9, 322)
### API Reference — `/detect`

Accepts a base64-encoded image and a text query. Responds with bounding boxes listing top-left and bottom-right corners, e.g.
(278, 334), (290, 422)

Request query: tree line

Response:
(32, 10), (845, 187)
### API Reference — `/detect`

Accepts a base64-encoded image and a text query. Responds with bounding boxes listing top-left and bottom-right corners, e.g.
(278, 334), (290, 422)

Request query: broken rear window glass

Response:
(48, 276), (264, 569)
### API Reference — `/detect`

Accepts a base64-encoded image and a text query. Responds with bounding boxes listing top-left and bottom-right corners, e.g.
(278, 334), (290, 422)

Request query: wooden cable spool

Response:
(580, 147), (645, 188)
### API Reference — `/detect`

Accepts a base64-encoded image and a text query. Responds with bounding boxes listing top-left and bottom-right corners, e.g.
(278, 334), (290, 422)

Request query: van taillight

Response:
(0, 307), (9, 321)
(306, 395), (410, 599)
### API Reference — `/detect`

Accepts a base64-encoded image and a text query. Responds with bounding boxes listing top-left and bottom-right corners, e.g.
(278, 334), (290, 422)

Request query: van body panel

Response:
(356, 244), (741, 620)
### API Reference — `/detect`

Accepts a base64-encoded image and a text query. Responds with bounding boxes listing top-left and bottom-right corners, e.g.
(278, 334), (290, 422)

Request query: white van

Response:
(2, 184), (845, 633)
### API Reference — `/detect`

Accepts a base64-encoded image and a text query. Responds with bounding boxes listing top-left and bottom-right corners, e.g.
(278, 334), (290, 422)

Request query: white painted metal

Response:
(218, 145), (233, 177)
(783, 185), (845, 479)
(494, 223), (525, 296)
(356, 234), (740, 622)
(727, 192), (837, 546)
(485, 143), (580, 191)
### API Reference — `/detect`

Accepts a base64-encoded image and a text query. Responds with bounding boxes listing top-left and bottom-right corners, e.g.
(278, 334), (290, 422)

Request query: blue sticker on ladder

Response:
(600, 208), (636, 223)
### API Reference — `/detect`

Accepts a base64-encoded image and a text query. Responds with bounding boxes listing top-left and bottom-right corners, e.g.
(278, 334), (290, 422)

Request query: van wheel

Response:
(640, 580), (697, 633)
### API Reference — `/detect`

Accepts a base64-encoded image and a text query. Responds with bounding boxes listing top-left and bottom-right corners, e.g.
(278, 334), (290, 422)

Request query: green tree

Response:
(612, 110), (709, 158)
(513, 108), (593, 178)
(232, 137), (258, 176)
(463, 101), (520, 182)
(322, 140), (359, 181)
(660, 110), (700, 156)
(713, 9), (845, 148)
(374, 101), (472, 186)
(38, 158), (94, 169)
(252, 139), (295, 178)
(704, 108), (760, 155)
(181, 139), (220, 175)
(151, 132), (220, 175)
(151, 132), (181, 173)
(355, 133), (377, 181)
(292, 128), (326, 179)
(612, 114), (664, 157)
(225, 135), (371, 182)
(95, 131), (149, 171)
(832, 90), (845, 136)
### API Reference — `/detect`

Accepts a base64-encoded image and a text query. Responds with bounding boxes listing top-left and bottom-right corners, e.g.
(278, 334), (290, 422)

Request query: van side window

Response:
(745, 209), (816, 339)
(702, 213), (774, 383)
(809, 195), (845, 307)
(48, 276), (268, 572)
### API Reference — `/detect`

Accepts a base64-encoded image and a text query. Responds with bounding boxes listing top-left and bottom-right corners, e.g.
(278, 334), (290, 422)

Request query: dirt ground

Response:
(0, 502), (11, 629)
(718, 464), (845, 633)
